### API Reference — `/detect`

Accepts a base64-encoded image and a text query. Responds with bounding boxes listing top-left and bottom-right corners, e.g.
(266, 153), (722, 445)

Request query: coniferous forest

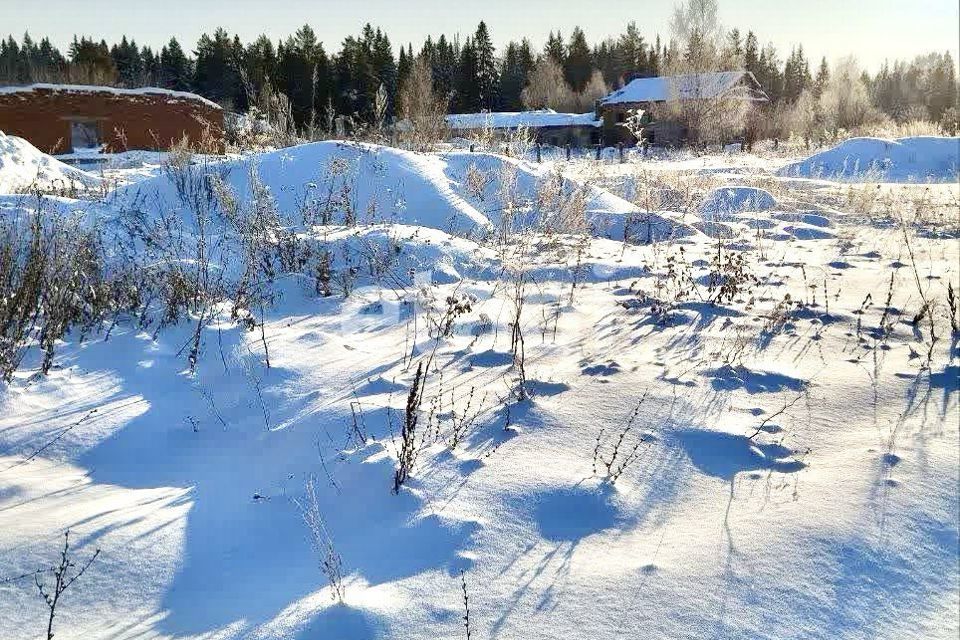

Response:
(0, 21), (957, 132)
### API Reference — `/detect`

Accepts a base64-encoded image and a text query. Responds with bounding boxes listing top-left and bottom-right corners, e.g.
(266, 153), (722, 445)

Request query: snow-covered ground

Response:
(0, 136), (957, 640)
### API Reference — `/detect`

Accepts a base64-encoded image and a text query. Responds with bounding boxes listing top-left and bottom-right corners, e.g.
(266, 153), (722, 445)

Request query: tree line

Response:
(0, 21), (956, 132)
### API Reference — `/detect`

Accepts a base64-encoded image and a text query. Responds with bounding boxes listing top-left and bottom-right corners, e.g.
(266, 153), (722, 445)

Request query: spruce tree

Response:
(159, 37), (192, 91)
(564, 27), (593, 92)
(111, 36), (143, 87)
(499, 39), (534, 110)
(473, 22), (498, 110)
(454, 38), (480, 112)
(544, 31), (565, 66)
(245, 35), (278, 98)
(194, 29), (241, 107)
(743, 31), (759, 77)
(814, 57), (829, 98)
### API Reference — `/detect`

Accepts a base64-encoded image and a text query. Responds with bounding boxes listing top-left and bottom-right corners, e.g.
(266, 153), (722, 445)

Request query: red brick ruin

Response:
(0, 84), (224, 153)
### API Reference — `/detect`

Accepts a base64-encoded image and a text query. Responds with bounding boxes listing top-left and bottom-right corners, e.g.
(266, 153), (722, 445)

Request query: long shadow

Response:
(702, 364), (807, 395)
(65, 315), (477, 637)
(673, 428), (807, 480)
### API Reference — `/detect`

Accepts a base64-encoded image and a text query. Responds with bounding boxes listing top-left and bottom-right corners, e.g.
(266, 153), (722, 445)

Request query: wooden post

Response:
(536, 143), (541, 163)
(595, 144), (601, 161)
(618, 142), (624, 164)
(565, 143), (571, 161)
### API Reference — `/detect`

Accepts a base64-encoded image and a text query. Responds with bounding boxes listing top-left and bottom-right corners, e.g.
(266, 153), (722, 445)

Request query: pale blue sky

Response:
(0, 0), (957, 70)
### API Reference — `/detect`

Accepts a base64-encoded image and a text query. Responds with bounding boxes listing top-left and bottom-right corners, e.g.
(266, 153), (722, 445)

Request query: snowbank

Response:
(109, 141), (493, 236)
(0, 131), (101, 193)
(302, 224), (499, 287)
(108, 140), (695, 243)
(777, 136), (960, 182)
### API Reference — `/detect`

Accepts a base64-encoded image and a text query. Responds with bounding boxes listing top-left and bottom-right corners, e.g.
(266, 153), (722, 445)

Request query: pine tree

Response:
(544, 31), (565, 66)
(429, 34), (458, 105)
(472, 22), (498, 110)
(69, 36), (117, 85)
(244, 35), (278, 98)
(616, 22), (648, 82)
(499, 39), (534, 110)
(756, 43), (782, 102)
(814, 56), (829, 98)
(333, 24), (396, 123)
(649, 34), (662, 76)
(278, 25), (331, 131)
(141, 46), (159, 85)
(782, 48), (799, 102)
(231, 35), (249, 110)
(194, 28), (241, 107)
(0, 37), (22, 83)
(370, 26), (398, 116)
(564, 26), (593, 92)
(926, 51), (958, 122)
(159, 37), (192, 91)
(397, 44), (412, 100)
(725, 29), (743, 63)
(743, 31), (759, 77)
(111, 36), (143, 87)
(454, 38), (480, 112)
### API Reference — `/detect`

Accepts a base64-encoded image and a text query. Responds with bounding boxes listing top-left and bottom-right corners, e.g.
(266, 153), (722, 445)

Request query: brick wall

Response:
(0, 87), (224, 153)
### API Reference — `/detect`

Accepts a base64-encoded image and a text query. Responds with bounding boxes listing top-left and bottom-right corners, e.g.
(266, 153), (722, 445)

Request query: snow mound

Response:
(699, 186), (777, 219)
(302, 224), (498, 287)
(0, 131), (101, 193)
(107, 141), (695, 244)
(777, 136), (960, 182)
(440, 150), (697, 242)
(110, 141), (491, 236)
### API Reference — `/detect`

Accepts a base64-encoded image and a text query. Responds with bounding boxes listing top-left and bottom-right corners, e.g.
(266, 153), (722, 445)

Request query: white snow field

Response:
(0, 131), (101, 194)
(0, 137), (957, 640)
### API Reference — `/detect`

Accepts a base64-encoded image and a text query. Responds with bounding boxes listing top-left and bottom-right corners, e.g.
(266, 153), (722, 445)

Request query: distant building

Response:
(597, 71), (767, 146)
(446, 109), (601, 147)
(0, 83), (224, 154)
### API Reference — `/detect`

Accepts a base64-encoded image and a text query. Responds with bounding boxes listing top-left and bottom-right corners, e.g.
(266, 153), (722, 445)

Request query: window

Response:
(70, 120), (101, 151)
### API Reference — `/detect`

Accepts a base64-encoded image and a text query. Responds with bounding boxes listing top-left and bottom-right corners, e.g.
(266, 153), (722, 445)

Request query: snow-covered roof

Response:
(446, 109), (601, 130)
(600, 71), (766, 105)
(0, 83), (222, 110)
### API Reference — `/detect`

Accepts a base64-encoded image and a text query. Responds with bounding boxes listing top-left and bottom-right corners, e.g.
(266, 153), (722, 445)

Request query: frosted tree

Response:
(657, 0), (753, 145)
(521, 57), (577, 112)
(577, 70), (610, 111)
(789, 89), (821, 148)
(398, 56), (448, 150)
(819, 56), (879, 137)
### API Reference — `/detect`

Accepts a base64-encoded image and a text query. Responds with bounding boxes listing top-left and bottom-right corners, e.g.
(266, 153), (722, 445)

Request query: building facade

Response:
(446, 109), (602, 148)
(597, 71), (768, 146)
(0, 84), (224, 153)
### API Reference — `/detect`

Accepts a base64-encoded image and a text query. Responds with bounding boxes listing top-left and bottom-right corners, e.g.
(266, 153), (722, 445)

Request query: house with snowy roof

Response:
(597, 71), (768, 146)
(0, 83), (224, 154)
(445, 109), (602, 147)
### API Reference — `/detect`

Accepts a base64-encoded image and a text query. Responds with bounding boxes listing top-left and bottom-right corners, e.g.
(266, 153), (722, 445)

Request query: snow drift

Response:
(777, 136), (960, 182)
(106, 141), (696, 243)
(0, 131), (101, 193)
